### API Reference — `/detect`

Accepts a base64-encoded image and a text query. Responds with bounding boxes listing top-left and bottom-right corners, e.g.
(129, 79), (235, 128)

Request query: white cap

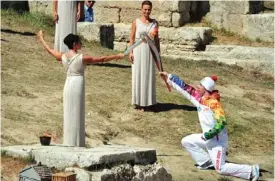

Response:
(200, 77), (215, 92)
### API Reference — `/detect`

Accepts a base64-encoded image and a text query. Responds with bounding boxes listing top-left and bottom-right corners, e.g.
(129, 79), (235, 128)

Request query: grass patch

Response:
(1, 150), (8, 156)
(218, 177), (233, 181)
(1, 9), (55, 35)
(1, 154), (36, 164)
(1, 9), (274, 180)
(1, 135), (22, 145)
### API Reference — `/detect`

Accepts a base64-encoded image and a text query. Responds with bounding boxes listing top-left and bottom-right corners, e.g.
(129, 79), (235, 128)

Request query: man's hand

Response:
(53, 12), (58, 23)
(159, 71), (168, 80)
(129, 52), (134, 64)
(76, 11), (80, 22)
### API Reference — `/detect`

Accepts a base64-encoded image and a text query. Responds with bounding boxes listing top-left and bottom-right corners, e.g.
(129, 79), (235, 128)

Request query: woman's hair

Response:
(141, 0), (152, 8)
(63, 34), (81, 49)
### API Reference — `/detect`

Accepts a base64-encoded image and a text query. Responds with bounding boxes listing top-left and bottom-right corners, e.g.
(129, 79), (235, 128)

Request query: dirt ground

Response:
(1, 11), (274, 181)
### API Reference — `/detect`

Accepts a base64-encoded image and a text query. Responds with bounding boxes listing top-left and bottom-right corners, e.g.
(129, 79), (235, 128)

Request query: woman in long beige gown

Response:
(38, 30), (124, 147)
(129, 0), (160, 111)
(53, 0), (80, 53)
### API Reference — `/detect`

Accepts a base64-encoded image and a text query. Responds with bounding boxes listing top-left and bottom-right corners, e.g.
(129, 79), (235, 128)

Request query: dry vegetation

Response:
(1, 10), (274, 181)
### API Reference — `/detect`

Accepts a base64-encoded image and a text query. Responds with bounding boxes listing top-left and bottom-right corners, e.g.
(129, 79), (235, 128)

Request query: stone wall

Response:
(27, 1), (274, 42)
(77, 22), (213, 53)
(205, 1), (274, 42)
(28, 1), (208, 27)
(28, 0), (53, 16)
(93, 1), (197, 27)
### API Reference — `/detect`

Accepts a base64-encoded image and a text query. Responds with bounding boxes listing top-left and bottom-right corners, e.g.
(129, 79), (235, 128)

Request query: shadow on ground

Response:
(92, 63), (131, 69)
(151, 103), (197, 113)
(1, 28), (36, 36)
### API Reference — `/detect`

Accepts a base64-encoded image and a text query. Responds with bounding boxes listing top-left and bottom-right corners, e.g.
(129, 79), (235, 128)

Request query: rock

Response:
(1, 144), (157, 170)
(151, 11), (172, 27)
(114, 42), (128, 52)
(264, 1), (274, 10)
(120, 9), (172, 28)
(99, 164), (135, 181)
(160, 44), (197, 54)
(114, 23), (131, 42)
(208, 1), (262, 15)
(224, 46), (274, 62)
(77, 22), (114, 49)
(94, 1), (191, 13)
(162, 45), (274, 74)
(65, 167), (92, 181)
(205, 45), (238, 52)
(93, 1), (140, 10)
(159, 26), (213, 47)
(242, 13), (274, 42)
(94, 163), (172, 181)
(171, 12), (190, 27)
(94, 7), (120, 23)
(111, 25), (213, 52)
(132, 164), (172, 181)
(120, 8), (140, 24)
(86, 1), (194, 27)
(28, 1), (52, 15)
(222, 13), (244, 33)
(205, 1), (273, 42)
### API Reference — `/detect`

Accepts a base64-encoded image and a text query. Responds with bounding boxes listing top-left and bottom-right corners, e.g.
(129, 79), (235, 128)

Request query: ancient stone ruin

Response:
(2, 144), (172, 181)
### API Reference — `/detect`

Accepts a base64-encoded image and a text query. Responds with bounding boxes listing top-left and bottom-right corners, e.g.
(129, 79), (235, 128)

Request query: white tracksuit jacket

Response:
(167, 74), (253, 180)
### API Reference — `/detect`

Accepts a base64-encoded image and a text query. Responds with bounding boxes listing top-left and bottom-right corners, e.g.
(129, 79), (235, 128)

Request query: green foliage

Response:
(1, 150), (7, 156)
(1, 9), (54, 35)
(23, 155), (36, 163)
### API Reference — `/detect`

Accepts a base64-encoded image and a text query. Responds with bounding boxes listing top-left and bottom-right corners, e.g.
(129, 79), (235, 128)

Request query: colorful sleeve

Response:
(167, 74), (201, 107)
(169, 75), (202, 101)
(204, 99), (227, 140)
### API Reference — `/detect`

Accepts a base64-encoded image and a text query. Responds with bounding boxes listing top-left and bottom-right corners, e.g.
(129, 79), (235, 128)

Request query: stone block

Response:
(65, 167), (92, 181)
(222, 14), (244, 33)
(114, 23), (131, 42)
(205, 45), (239, 52)
(151, 11), (172, 27)
(95, 1), (191, 13)
(28, 0), (52, 15)
(120, 8), (140, 24)
(94, 1), (140, 10)
(159, 26), (212, 47)
(205, 12), (224, 29)
(77, 22), (114, 49)
(242, 13), (274, 42)
(119, 8), (172, 27)
(114, 42), (128, 52)
(172, 12), (190, 27)
(94, 7), (120, 23)
(224, 46), (274, 62)
(1, 144), (157, 170)
(209, 1), (260, 14)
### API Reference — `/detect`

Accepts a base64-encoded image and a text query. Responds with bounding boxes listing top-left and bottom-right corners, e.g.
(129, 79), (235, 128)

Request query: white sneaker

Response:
(251, 164), (260, 181)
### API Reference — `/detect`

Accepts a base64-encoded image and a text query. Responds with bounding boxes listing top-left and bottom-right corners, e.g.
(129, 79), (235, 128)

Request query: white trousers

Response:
(182, 134), (252, 180)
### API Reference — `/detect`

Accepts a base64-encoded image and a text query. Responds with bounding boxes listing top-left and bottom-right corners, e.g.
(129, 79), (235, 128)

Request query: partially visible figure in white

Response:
(129, 0), (160, 112)
(53, 0), (81, 53)
(38, 30), (125, 147)
(159, 71), (260, 181)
